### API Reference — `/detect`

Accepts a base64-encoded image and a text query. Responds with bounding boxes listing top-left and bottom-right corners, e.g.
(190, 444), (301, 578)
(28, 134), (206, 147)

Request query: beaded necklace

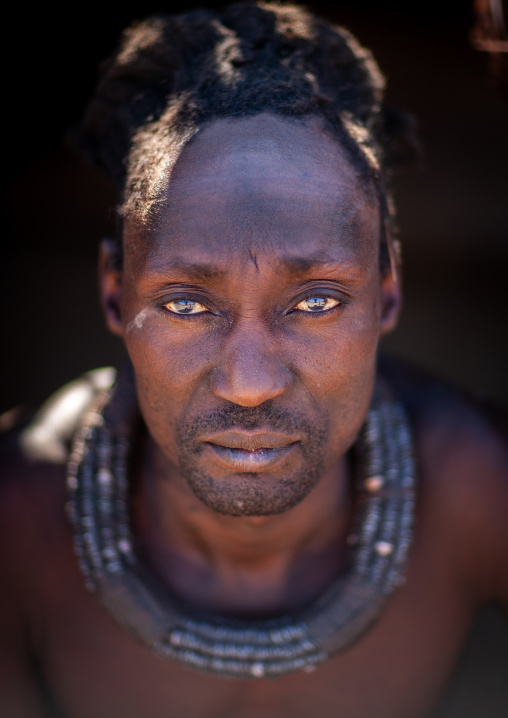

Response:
(67, 368), (415, 679)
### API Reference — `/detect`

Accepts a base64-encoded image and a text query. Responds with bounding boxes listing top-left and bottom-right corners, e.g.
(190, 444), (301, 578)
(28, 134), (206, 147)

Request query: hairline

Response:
(115, 111), (387, 273)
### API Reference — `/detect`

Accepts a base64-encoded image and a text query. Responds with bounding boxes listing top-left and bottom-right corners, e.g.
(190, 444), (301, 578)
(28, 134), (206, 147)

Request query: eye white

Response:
(295, 296), (339, 313)
(164, 299), (208, 315)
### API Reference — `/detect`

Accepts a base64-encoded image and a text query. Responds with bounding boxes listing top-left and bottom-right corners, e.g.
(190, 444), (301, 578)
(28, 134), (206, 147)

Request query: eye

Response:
(163, 299), (208, 315)
(295, 296), (340, 313)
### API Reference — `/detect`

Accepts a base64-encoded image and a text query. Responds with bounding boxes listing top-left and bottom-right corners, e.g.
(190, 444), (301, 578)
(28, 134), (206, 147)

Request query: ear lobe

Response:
(380, 268), (402, 335)
(98, 239), (124, 337)
(380, 230), (402, 335)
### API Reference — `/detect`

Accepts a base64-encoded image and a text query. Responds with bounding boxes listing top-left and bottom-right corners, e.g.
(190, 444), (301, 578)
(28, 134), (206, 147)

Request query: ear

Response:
(379, 230), (402, 336)
(98, 239), (124, 337)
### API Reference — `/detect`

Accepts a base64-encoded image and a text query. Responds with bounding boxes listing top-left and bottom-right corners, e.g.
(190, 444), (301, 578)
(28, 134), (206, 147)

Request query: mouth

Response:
(203, 432), (300, 472)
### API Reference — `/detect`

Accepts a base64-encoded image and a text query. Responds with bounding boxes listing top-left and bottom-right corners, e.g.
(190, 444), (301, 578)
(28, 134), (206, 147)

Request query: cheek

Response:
(287, 303), (380, 457)
(290, 300), (381, 391)
(123, 316), (217, 449)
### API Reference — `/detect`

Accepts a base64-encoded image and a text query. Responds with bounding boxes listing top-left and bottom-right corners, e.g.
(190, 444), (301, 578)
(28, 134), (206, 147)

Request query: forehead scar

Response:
(126, 308), (149, 333)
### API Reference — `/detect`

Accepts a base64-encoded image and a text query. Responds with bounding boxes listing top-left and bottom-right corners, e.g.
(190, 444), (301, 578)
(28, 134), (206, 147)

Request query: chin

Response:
(185, 469), (323, 517)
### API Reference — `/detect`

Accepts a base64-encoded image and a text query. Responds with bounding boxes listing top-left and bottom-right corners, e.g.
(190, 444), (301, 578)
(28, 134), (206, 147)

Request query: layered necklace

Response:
(67, 367), (415, 679)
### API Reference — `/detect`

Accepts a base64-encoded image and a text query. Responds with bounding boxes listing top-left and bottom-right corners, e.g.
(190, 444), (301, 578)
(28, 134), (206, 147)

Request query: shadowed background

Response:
(1, 1), (507, 715)
(2, 0), (507, 412)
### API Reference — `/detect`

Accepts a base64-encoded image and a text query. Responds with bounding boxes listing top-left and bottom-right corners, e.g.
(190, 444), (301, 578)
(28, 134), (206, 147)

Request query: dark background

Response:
(2, 0), (508, 413)
(1, 1), (507, 715)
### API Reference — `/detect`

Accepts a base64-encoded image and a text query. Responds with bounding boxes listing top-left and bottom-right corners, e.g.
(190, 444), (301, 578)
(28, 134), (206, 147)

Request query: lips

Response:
(203, 431), (300, 472)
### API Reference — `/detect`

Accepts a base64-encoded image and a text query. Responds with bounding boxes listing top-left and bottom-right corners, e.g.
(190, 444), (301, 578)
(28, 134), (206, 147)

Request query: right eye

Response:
(163, 299), (208, 315)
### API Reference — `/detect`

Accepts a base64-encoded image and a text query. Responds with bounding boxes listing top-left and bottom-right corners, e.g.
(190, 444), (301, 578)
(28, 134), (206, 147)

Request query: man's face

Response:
(102, 114), (399, 517)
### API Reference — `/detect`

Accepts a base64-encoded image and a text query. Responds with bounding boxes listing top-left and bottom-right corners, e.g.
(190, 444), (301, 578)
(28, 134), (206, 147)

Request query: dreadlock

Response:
(75, 1), (419, 269)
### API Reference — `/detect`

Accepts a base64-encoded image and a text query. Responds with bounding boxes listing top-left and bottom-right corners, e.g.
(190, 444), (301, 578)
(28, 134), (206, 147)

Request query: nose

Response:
(210, 321), (293, 407)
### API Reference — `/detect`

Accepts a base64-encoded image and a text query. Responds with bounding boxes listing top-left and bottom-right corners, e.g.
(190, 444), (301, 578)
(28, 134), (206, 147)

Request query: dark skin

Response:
(1, 114), (507, 718)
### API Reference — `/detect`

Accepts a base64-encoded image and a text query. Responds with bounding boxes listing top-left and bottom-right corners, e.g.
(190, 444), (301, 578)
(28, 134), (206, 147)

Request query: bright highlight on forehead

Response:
(167, 115), (369, 199)
(124, 114), (380, 271)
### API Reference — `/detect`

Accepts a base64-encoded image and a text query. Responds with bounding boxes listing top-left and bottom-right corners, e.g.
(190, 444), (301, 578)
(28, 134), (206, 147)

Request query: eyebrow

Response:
(149, 251), (355, 282)
(151, 259), (226, 282)
(280, 251), (340, 275)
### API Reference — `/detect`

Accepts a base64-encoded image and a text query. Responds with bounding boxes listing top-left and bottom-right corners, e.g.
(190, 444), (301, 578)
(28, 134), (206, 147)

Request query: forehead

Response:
(123, 114), (380, 273)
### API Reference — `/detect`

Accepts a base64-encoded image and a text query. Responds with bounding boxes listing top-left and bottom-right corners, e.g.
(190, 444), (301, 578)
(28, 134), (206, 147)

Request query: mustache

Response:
(176, 402), (326, 446)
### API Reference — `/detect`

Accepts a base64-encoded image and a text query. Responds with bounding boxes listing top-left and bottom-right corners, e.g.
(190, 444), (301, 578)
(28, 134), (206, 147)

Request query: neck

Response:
(133, 432), (354, 617)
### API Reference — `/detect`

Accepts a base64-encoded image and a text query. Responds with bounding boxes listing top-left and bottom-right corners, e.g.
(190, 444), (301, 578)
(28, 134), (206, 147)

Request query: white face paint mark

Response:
(126, 308), (149, 333)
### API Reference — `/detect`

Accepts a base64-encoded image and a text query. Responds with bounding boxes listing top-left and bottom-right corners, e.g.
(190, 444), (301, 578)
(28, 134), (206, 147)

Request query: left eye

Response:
(163, 299), (208, 315)
(295, 296), (339, 313)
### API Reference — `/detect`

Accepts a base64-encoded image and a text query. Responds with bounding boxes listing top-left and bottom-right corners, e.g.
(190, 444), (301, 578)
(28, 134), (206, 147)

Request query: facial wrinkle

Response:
(247, 249), (259, 272)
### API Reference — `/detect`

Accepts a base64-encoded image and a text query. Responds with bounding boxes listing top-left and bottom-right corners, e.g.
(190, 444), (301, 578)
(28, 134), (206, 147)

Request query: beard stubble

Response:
(175, 402), (329, 517)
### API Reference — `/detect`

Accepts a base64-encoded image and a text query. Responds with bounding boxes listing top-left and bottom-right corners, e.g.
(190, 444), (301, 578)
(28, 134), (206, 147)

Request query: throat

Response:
(133, 438), (354, 618)
(137, 519), (351, 618)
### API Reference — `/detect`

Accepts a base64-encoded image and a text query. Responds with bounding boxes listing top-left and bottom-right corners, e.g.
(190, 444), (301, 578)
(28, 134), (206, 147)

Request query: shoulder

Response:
(0, 367), (116, 522)
(0, 369), (116, 627)
(0, 420), (69, 707)
(380, 355), (508, 606)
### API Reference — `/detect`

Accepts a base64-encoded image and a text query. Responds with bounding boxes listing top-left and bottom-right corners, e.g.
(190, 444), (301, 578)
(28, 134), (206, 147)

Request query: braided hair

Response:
(76, 1), (418, 268)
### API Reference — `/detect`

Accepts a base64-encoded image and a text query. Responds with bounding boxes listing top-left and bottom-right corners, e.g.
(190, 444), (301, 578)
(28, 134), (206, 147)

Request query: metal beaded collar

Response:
(67, 369), (416, 680)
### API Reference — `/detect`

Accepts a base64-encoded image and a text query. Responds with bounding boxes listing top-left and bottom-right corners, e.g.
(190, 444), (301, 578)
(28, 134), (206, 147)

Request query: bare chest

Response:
(38, 561), (472, 718)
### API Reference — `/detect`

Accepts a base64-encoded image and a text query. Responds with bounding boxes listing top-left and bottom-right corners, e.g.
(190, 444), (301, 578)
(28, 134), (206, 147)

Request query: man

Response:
(1, 2), (507, 716)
